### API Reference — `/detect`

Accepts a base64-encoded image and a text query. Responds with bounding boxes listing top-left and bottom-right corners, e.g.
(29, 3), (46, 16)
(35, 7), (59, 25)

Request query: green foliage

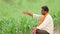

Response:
(0, 0), (60, 34)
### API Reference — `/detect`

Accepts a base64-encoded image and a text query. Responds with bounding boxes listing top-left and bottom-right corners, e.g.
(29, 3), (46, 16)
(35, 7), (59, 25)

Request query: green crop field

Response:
(0, 0), (60, 34)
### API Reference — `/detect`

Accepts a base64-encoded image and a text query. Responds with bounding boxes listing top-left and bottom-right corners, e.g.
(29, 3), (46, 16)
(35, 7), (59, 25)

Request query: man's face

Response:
(41, 9), (46, 15)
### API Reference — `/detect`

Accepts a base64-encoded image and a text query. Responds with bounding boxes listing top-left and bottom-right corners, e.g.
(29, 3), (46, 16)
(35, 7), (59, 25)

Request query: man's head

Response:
(41, 6), (49, 15)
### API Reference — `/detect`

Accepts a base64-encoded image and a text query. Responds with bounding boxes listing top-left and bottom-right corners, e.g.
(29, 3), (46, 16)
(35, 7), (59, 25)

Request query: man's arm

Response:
(33, 14), (43, 18)
(23, 11), (33, 16)
(23, 11), (43, 18)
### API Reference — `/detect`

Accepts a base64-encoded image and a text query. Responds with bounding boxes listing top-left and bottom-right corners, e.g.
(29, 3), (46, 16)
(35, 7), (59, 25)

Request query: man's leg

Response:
(36, 29), (49, 34)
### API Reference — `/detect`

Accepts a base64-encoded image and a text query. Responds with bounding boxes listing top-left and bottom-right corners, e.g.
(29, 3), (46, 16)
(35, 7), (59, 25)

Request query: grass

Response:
(0, 0), (60, 34)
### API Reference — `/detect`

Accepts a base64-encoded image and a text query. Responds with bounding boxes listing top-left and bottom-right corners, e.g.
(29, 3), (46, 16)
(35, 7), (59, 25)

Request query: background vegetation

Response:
(0, 0), (60, 34)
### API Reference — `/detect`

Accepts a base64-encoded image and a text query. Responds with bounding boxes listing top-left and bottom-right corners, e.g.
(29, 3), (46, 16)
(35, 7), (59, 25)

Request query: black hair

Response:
(41, 6), (49, 12)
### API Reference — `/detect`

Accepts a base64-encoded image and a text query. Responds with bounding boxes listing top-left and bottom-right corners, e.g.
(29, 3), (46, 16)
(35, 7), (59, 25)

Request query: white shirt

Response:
(33, 14), (54, 34)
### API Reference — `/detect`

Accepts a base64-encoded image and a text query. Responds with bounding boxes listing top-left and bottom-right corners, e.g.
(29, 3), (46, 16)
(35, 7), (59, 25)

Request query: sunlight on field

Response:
(0, 0), (60, 34)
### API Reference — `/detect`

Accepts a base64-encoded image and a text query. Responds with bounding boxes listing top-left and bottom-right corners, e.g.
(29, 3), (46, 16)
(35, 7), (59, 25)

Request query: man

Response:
(23, 6), (54, 34)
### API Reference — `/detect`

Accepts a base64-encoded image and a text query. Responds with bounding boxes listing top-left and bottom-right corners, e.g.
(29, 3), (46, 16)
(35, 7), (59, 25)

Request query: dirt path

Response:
(54, 28), (60, 34)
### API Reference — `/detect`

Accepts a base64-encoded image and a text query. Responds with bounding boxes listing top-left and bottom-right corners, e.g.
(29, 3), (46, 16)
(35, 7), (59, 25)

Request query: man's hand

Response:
(23, 11), (29, 14)
(31, 28), (37, 34)
(31, 30), (36, 34)
(23, 11), (33, 16)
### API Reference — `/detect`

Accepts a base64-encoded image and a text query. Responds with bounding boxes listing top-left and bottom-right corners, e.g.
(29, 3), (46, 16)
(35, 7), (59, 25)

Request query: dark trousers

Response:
(36, 29), (49, 34)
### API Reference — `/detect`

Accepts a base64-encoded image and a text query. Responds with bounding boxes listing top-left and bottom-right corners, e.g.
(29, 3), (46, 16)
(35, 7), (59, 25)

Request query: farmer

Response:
(23, 6), (54, 34)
